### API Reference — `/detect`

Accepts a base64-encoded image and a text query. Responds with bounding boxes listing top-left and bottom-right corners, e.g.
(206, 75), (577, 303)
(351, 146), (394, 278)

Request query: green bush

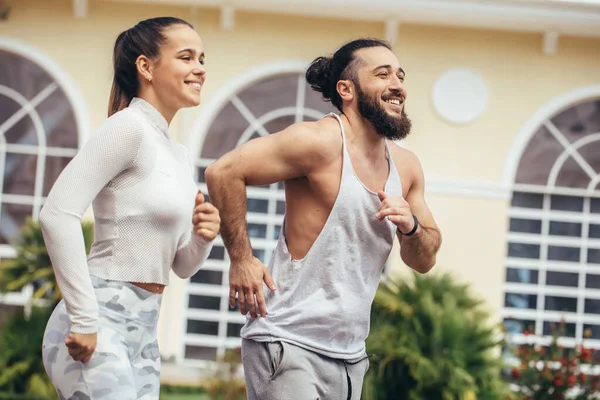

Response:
(363, 272), (510, 400)
(160, 383), (209, 394)
(159, 349), (245, 400)
(0, 393), (49, 400)
(204, 348), (246, 400)
(0, 217), (93, 399)
(508, 321), (600, 398)
(0, 306), (56, 399)
(0, 217), (94, 306)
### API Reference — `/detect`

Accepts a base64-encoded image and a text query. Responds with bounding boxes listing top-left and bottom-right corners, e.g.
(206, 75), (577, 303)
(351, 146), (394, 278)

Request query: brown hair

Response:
(305, 38), (391, 112)
(108, 17), (193, 117)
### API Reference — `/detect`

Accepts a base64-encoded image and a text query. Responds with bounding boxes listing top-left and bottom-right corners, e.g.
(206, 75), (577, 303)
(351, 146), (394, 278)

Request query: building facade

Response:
(1, 0), (600, 383)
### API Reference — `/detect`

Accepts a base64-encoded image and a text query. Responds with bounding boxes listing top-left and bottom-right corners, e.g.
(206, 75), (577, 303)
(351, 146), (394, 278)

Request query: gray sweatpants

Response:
(242, 338), (369, 400)
(42, 275), (162, 400)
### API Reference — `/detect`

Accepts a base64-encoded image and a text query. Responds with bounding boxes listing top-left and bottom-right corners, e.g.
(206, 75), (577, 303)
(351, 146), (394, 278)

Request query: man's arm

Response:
(205, 122), (325, 317)
(398, 153), (441, 273)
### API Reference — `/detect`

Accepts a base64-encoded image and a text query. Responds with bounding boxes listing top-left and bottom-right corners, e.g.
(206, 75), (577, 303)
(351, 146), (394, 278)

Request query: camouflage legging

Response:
(42, 275), (162, 400)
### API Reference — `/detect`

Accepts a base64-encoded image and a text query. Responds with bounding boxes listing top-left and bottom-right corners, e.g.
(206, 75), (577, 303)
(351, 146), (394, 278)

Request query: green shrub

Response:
(363, 272), (510, 400)
(0, 306), (56, 399)
(160, 383), (209, 394)
(508, 321), (600, 399)
(204, 348), (246, 400)
(0, 217), (94, 306)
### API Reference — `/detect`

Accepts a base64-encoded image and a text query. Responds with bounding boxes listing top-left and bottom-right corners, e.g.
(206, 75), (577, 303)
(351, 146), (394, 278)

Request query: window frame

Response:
(503, 87), (600, 350)
(0, 38), (90, 305)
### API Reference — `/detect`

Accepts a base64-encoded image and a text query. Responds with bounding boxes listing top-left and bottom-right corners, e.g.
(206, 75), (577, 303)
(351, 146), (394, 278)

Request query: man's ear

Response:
(337, 79), (355, 103)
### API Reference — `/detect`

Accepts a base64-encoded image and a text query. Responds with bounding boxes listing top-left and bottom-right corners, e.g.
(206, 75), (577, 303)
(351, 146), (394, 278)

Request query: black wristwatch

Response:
(399, 214), (419, 236)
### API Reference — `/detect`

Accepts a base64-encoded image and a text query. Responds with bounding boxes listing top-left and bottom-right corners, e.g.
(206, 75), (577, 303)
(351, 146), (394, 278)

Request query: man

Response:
(205, 38), (442, 400)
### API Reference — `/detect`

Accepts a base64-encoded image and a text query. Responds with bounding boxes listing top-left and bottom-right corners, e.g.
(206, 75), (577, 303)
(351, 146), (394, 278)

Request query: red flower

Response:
(511, 368), (520, 379)
(568, 375), (576, 387)
(555, 378), (563, 386)
(580, 348), (592, 361)
(579, 373), (588, 384)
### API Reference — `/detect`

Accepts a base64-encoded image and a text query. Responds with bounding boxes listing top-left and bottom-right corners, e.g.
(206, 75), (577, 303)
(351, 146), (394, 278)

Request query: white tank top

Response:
(241, 113), (403, 360)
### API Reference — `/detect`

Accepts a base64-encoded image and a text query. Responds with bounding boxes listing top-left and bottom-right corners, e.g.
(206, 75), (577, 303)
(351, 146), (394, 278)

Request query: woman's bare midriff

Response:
(130, 282), (166, 294)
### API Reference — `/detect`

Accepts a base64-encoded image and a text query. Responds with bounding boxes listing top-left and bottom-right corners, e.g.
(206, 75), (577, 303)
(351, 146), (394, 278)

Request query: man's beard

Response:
(355, 82), (412, 141)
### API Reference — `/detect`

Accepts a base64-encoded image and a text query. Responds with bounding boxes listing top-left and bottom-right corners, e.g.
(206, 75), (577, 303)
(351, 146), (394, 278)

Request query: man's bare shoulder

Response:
(281, 117), (343, 161)
(387, 141), (424, 188)
(387, 141), (420, 168)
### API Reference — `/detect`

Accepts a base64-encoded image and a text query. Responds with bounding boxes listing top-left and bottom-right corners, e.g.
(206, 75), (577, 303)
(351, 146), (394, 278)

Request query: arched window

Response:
(503, 93), (600, 350)
(182, 64), (337, 363)
(0, 38), (89, 304)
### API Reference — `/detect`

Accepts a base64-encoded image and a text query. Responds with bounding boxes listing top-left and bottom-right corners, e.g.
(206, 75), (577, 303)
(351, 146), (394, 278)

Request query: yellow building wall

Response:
(387, 194), (511, 320)
(400, 26), (600, 181)
(2, 0), (600, 365)
(3, 0), (599, 181)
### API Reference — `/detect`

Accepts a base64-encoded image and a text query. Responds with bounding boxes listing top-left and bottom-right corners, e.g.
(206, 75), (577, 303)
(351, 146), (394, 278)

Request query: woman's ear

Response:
(136, 55), (153, 82)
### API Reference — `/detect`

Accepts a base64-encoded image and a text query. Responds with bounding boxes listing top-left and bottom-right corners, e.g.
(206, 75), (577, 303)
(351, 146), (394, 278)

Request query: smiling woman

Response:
(109, 18), (206, 122)
(38, 17), (219, 400)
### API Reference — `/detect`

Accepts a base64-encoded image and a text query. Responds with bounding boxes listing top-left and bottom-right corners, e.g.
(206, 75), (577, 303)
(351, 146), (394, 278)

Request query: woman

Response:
(39, 17), (219, 400)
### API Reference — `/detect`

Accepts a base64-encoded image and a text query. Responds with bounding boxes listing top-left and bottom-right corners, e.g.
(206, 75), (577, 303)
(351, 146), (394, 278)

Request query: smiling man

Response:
(205, 38), (442, 400)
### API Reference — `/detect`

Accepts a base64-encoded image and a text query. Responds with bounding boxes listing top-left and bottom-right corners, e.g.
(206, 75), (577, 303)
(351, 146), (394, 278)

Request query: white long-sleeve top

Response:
(39, 98), (213, 334)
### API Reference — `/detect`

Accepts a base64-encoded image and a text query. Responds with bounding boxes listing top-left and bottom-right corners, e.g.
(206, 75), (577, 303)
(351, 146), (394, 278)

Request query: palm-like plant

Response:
(363, 272), (510, 400)
(0, 306), (57, 399)
(0, 217), (94, 306)
(0, 217), (94, 398)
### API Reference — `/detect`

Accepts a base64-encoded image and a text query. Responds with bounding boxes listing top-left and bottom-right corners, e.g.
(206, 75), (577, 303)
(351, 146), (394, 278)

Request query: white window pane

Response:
(545, 295), (577, 312)
(548, 245), (580, 262)
(508, 243), (540, 259)
(550, 195), (584, 212)
(190, 269), (222, 285)
(504, 293), (537, 309)
(511, 192), (543, 209)
(546, 271), (578, 287)
(506, 268), (538, 284)
(186, 320), (219, 335)
(0, 203), (32, 244)
(549, 221), (582, 237)
(509, 218), (542, 234)
(188, 295), (221, 310)
(184, 345), (217, 361)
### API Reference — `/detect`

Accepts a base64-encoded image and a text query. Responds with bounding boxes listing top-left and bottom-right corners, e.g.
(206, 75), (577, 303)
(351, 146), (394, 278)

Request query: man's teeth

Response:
(386, 99), (401, 106)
